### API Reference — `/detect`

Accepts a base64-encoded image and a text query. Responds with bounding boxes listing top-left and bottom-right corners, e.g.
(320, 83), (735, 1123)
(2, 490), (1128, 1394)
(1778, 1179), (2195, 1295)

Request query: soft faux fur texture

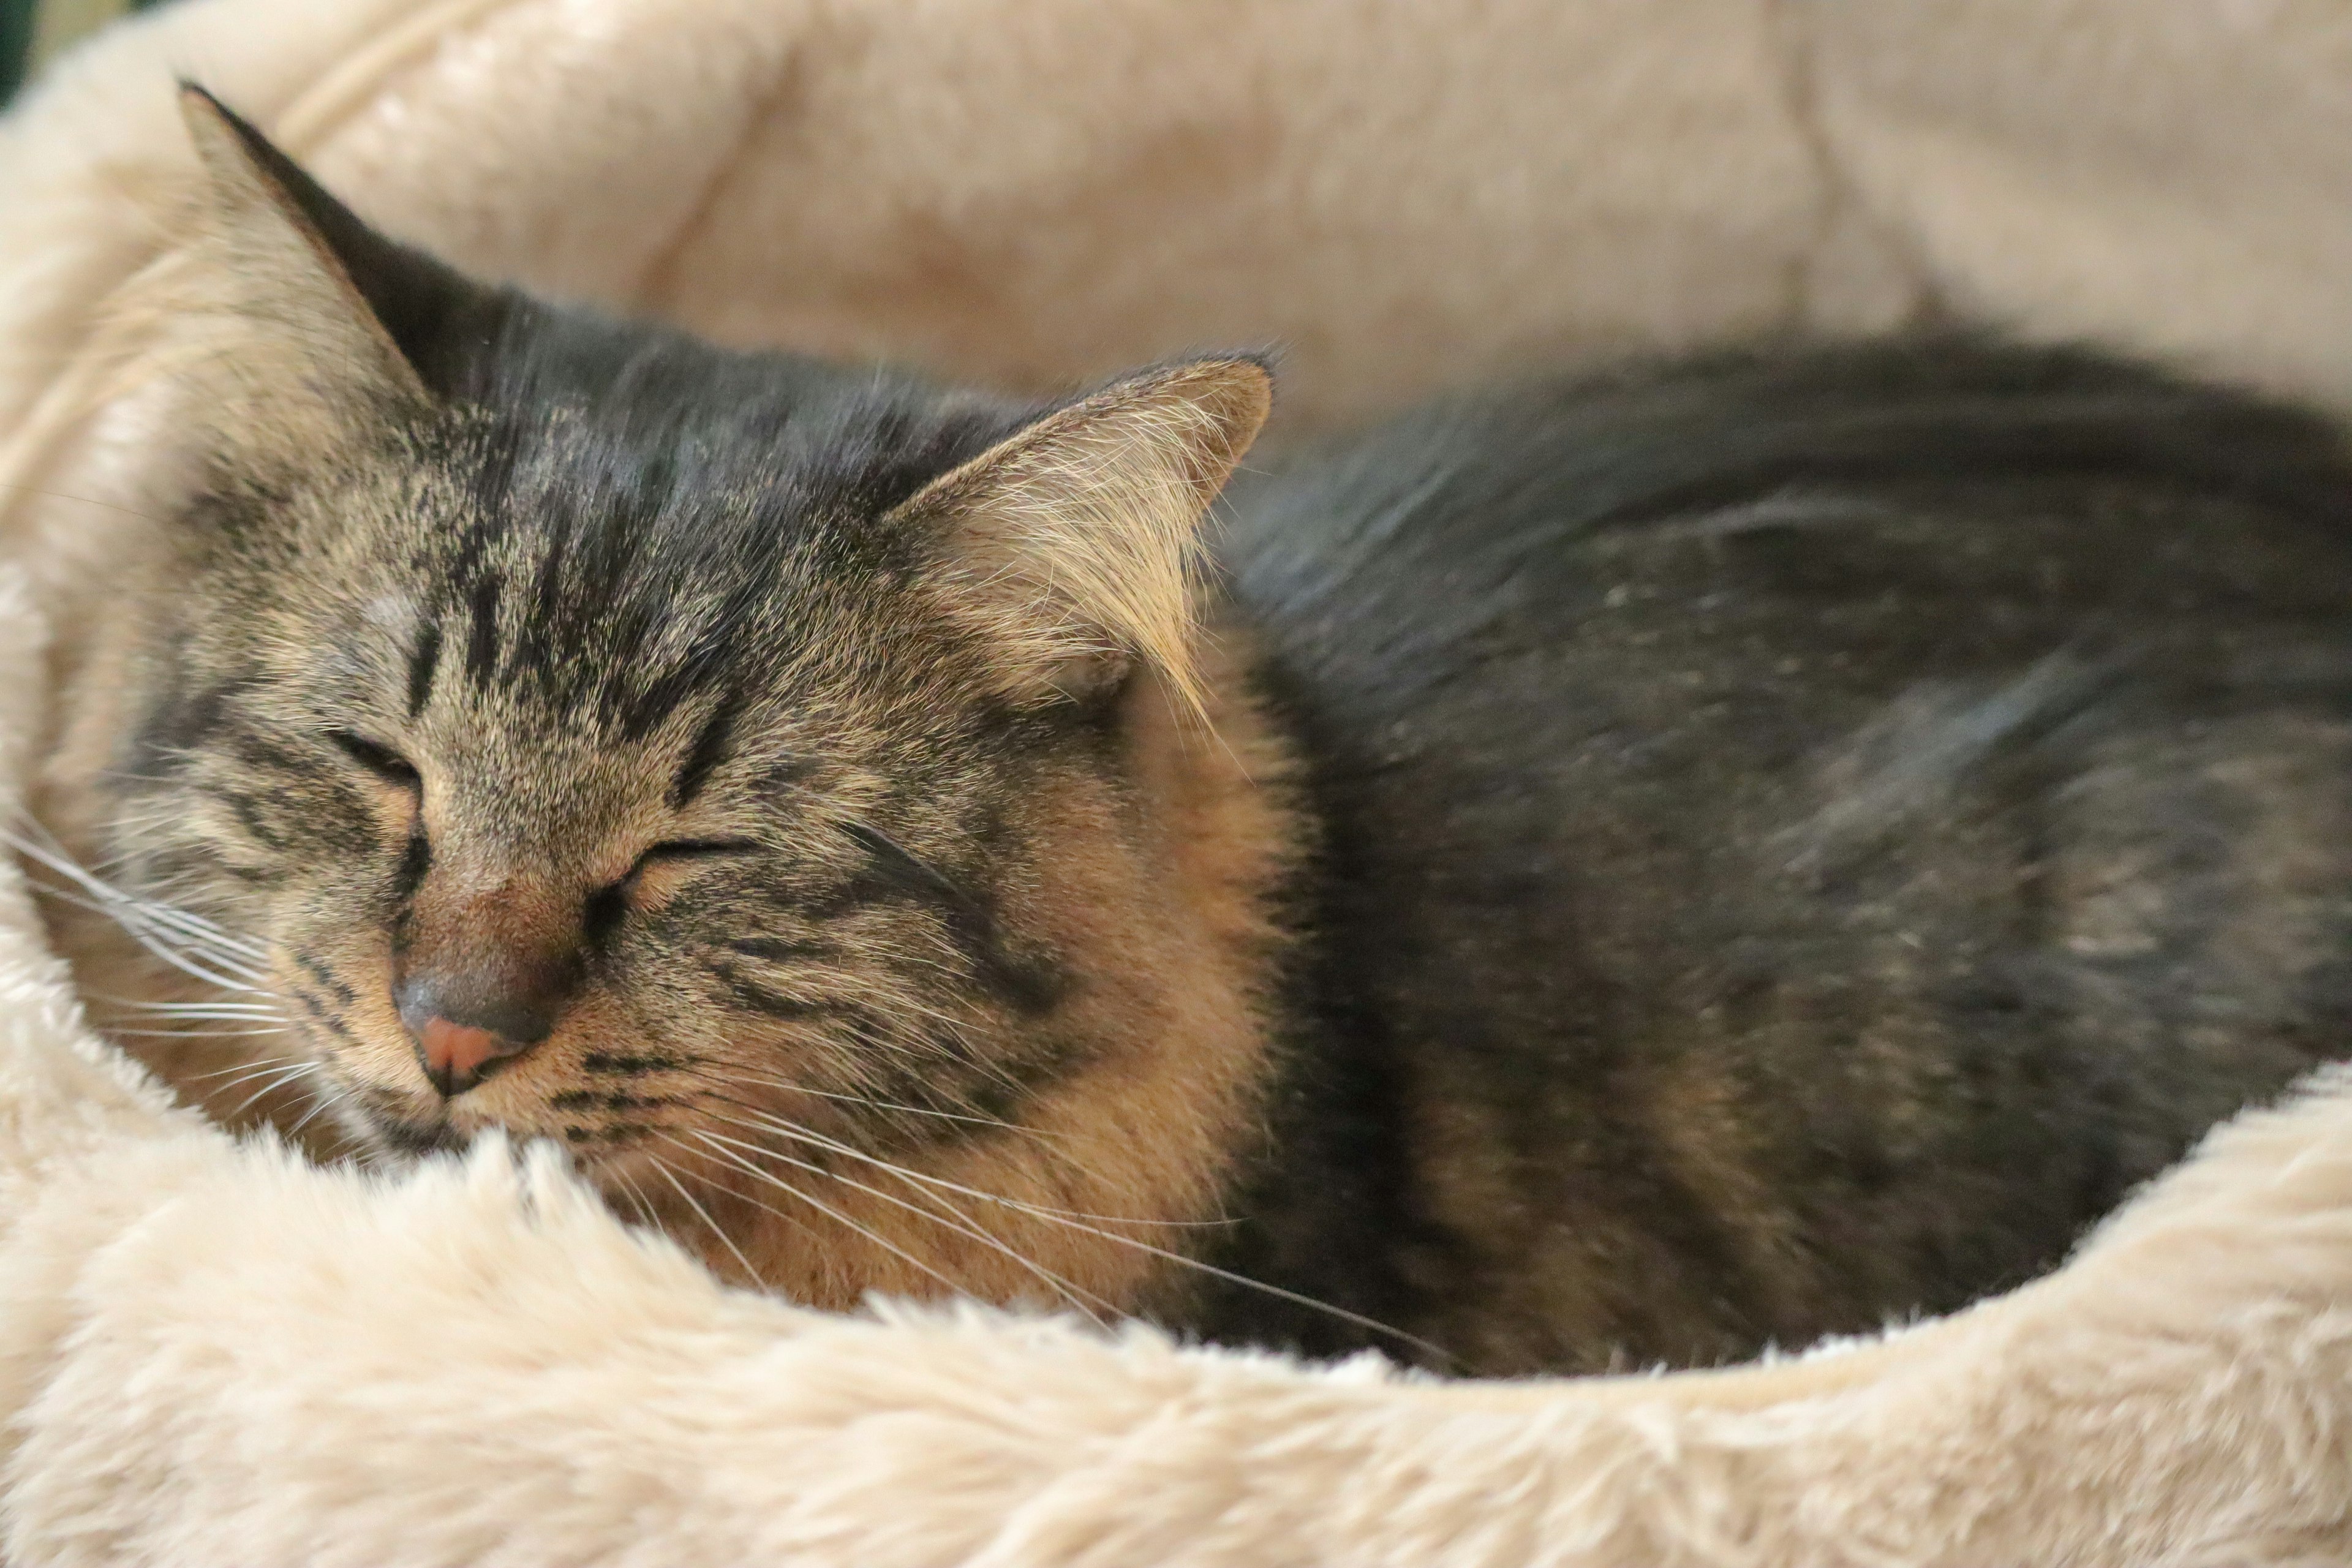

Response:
(4, 1), (2352, 1562)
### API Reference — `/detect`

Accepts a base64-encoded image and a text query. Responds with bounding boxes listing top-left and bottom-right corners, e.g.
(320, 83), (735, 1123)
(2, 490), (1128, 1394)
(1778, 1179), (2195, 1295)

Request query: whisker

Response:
(223, 1060), (324, 1120)
(186, 1052), (314, 1083)
(17, 871), (273, 994)
(0, 484), (183, 530)
(6, 820), (273, 957)
(82, 986), (284, 1011)
(661, 1132), (967, 1303)
(285, 1080), (345, 1139)
(89, 997), (288, 1019)
(703, 1096), (1226, 1228)
(701, 1103), (1456, 1366)
(16, 860), (247, 959)
(103, 888), (267, 960)
(609, 1169), (663, 1232)
(646, 1153), (766, 1288)
(188, 1053), (315, 1090)
(122, 935), (268, 996)
(687, 1126), (1113, 1324)
(695, 1063), (1068, 1148)
(6, 825), (271, 965)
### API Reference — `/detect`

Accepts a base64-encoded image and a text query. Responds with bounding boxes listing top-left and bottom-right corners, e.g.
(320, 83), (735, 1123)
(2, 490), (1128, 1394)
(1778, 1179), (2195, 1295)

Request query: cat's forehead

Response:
(259, 456), (921, 778)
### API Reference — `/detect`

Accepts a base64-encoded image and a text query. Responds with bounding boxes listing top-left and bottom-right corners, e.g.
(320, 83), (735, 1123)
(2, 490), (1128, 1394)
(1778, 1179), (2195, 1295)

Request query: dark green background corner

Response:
(2, 0), (175, 107)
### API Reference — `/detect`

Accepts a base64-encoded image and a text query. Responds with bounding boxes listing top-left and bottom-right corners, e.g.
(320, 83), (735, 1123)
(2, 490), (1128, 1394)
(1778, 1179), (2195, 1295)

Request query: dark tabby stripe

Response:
(716, 967), (871, 1023)
(205, 785), (292, 852)
(582, 1052), (692, 1076)
(130, 672), (258, 781)
(840, 823), (1066, 1016)
(549, 1089), (680, 1112)
(670, 696), (739, 809)
(293, 952), (355, 1008)
(464, 571), (500, 683)
(563, 1125), (653, 1145)
(405, 624), (442, 717)
(223, 726), (326, 782)
(289, 988), (355, 1042)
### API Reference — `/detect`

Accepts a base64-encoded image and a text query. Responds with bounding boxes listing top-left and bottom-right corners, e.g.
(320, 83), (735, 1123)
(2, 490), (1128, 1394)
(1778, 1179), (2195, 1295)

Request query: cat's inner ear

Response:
(891, 358), (1273, 717)
(167, 86), (483, 429)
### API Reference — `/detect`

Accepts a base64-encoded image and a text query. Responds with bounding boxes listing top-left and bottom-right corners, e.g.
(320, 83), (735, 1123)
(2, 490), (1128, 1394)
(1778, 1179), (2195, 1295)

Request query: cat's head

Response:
(88, 89), (1280, 1261)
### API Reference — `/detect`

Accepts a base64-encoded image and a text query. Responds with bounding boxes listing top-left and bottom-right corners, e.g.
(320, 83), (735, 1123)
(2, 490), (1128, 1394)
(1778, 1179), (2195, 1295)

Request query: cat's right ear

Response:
(144, 86), (492, 459)
(889, 358), (1272, 722)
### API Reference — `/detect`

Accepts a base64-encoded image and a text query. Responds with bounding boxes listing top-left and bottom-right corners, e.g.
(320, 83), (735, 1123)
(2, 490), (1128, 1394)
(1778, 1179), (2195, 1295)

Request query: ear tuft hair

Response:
(891, 358), (1273, 720)
(104, 85), (493, 474)
(173, 85), (428, 403)
(178, 85), (486, 391)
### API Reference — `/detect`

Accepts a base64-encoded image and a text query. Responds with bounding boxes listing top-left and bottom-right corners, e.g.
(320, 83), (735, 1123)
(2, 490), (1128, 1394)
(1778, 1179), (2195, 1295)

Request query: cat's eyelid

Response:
(633, 838), (760, 870)
(326, 728), (420, 786)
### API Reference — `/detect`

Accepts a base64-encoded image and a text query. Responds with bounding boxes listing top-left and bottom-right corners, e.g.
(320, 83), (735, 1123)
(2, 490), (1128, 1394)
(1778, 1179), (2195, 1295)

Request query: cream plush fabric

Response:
(2, 2), (2351, 1562)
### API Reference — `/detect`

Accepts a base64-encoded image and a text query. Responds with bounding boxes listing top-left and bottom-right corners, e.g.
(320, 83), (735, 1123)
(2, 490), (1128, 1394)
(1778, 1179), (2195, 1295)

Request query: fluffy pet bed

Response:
(2, 2), (2351, 1562)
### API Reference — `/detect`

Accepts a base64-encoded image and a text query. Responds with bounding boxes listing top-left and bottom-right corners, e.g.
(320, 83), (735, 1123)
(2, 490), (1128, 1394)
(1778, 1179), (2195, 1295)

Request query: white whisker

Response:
(663, 1131), (966, 1302)
(700, 1102), (1453, 1363)
(609, 1169), (663, 1232)
(88, 993), (286, 1019)
(646, 1153), (766, 1288)
(688, 1126), (1112, 1322)
(224, 1060), (324, 1119)
(285, 1081), (345, 1139)
(105, 1025), (294, 1041)
(703, 1095), (1224, 1227)
(186, 1052), (313, 1084)
(22, 868), (272, 989)
(709, 1065), (1068, 1147)
(6, 826), (270, 968)
(5, 821), (281, 1012)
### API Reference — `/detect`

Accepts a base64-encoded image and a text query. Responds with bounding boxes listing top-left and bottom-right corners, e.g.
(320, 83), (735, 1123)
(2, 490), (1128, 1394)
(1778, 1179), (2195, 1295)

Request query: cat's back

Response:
(1209, 341), (2352, 1374)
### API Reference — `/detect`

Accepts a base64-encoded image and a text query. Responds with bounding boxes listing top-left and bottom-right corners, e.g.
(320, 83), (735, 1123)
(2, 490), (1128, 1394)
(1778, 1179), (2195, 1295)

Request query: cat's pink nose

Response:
(394, 969), (554, 1098)
(390, 875), (576, 1099)
(415, 1017), (512, 1098)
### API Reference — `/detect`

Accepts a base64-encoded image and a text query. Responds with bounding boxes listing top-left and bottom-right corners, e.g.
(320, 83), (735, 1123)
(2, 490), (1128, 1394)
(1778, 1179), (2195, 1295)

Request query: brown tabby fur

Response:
(24, 91), (2352, 1378)
(32, 92), (1298, 1317)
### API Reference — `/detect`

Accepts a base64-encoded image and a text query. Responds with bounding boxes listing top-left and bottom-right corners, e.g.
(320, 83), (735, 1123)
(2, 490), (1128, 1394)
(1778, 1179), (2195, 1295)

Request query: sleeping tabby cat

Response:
(24, 89), (2352, 1376)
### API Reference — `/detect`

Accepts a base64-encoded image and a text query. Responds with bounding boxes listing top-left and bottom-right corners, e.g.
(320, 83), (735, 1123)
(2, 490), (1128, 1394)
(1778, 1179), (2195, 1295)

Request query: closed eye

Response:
(586, 839), (761, 942)
(328, 729), (420, 788)
(632, 839), (760, 873)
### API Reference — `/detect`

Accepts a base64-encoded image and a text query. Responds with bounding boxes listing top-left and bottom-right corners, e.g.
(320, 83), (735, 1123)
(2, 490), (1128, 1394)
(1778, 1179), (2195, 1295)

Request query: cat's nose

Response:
(394, 969), (559, 1098)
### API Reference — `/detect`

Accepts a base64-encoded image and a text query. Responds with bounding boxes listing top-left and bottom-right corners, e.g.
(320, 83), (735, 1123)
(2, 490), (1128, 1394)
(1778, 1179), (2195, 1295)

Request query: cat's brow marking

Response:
(671, 697), (739, 810)
(464, 571), (501, 684)
(405, 624), (442, 718)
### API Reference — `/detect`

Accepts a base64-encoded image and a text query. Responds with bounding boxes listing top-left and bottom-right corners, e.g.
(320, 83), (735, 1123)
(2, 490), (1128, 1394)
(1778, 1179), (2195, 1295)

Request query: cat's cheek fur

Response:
(647, 653), (1305, 1311)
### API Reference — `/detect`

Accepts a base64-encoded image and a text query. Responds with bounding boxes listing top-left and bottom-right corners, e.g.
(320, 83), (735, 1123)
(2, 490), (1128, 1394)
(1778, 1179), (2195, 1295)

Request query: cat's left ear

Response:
(891, 357), (1273, 719)
(158, 86), (493, 448)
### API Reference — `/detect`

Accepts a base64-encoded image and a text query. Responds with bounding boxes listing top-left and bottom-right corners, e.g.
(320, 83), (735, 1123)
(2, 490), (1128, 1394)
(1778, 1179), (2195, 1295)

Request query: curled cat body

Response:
(18, 91), (2352, 1376)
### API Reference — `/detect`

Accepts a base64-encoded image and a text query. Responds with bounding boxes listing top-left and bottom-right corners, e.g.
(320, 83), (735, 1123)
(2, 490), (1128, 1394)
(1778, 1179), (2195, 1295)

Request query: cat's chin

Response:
(360, 1111), (470, 1160)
